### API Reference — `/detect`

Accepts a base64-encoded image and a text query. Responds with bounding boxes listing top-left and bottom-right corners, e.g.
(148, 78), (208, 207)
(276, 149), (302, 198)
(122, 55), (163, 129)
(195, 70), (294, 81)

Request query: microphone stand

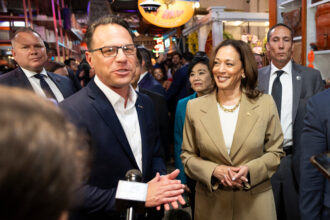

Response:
(125, 169), (142, 220)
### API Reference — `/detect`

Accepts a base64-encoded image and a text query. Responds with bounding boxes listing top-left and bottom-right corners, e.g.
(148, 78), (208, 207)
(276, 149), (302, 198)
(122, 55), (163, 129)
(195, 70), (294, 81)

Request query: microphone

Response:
(126, 169), (142, 182)
(115, 169), (147, 219)
(125, 170), (142, 220)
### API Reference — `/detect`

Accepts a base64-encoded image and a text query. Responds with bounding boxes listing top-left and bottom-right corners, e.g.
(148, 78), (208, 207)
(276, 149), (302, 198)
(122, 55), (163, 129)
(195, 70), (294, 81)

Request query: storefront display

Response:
(315, 2), (330, 50)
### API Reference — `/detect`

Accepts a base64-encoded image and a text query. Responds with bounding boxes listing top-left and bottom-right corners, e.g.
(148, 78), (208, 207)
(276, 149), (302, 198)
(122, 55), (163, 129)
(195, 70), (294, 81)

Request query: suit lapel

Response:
(138, 73), (149, 88)
(87, 81), (139, 169)
(199, 91), (232, 164)
(258, 66), (271, 94)
(47, 71), (68, 97)
(16, 67), (34, 90)
(230, 94), (259, 159)
(135, 96), (148, 174)
(291, 62), (302, 121)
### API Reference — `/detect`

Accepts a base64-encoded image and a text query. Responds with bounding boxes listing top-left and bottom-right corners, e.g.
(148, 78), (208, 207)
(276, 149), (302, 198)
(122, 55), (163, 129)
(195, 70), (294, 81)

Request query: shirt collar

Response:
(270, 60), (292, 76)
(94, 75), (137, 110)
(21, 67), (47, 78)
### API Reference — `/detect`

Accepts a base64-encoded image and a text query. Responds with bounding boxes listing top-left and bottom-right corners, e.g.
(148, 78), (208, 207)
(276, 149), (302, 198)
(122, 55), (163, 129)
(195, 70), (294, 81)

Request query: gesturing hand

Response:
(145, 169), (185, 211)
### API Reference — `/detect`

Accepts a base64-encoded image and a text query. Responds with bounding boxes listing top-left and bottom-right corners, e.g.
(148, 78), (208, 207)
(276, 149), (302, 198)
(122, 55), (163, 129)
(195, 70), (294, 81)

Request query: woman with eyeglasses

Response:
(181, 40), (284, 220)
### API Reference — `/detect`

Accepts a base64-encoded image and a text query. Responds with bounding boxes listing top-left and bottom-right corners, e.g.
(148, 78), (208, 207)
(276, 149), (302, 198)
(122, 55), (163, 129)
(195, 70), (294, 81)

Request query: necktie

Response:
(271, 70), (284, 118)
(34, 73), (57, 101)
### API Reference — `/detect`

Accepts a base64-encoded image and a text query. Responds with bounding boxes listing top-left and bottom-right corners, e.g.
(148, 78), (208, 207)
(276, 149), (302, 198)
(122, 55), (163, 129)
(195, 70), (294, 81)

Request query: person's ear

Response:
(266, 42), (270, 51)
(85, 51), (94, 69)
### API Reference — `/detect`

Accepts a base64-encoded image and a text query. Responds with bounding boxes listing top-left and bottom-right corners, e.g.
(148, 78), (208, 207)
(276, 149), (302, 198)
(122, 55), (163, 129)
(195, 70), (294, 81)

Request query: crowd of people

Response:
(0, 14), (329, 220)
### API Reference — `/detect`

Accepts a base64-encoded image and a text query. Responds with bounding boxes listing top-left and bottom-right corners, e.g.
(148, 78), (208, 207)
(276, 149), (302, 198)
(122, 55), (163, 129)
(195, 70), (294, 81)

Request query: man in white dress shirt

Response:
(0, 28), (77, 102)
(258, 23), (323, 220)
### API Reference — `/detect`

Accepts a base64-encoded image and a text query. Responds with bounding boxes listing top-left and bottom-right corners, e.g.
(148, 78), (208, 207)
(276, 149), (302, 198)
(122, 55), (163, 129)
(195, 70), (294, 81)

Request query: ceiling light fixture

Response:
(139, 0), (161, 13)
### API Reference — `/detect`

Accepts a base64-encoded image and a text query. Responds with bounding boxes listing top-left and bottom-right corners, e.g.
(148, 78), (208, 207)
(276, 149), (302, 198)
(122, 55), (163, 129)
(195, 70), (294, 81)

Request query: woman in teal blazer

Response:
(174, 54), (215, 214)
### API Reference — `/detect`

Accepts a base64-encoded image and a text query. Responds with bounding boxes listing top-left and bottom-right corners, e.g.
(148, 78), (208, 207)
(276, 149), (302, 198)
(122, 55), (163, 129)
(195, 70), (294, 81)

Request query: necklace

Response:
(218, 97), (241, 113)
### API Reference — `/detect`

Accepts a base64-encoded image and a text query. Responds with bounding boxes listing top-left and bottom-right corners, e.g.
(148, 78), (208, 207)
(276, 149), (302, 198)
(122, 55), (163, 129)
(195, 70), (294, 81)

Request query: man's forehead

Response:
(92, 24), (133, 44)
(270, 26), (291, 38)
(14, 32), (43, 44)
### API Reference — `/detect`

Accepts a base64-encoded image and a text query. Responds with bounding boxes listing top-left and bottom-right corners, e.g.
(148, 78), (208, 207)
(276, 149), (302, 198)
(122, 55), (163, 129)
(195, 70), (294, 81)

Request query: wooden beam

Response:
(301, 0), (306, 65)
(269, 0), (277, 29)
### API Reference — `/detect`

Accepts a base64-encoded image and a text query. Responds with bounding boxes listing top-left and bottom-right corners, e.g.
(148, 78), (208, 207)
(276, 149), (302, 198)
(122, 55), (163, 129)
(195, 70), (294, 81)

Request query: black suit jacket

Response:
(300, 89), (330, 220)
(139, 87), (170, 159)
(60, 80), (166, 219)
(0, 67), (77, 99)
(138, 73), (165, 96)
(165, 64), (191, 114)
(258, 61), (324, 183)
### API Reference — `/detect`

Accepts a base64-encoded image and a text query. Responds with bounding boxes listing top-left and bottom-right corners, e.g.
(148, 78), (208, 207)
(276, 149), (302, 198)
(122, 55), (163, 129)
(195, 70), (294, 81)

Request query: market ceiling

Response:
(5, 0), (180, 35)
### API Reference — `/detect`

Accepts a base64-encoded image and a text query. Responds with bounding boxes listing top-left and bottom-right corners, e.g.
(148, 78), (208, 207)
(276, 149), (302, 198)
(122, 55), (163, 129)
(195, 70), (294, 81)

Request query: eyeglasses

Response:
(89, 44), (136, 57)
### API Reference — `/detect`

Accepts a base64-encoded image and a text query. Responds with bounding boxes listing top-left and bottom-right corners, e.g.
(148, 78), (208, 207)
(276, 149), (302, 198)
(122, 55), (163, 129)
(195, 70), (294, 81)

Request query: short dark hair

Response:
(210, 39), (261, 99)
(45, 61), (66, 72)
(64, 58), (76, 66)
(188, 54), (211, 78)
(85, 15), (133, 50)
(171, 51), (182, 59)
(136, 49), (143, 66)
(137, 47), (152, 71)
(267, 23), (293, 42)
(11, 27), (44, 46)
(0, 86), (87, 220)
(182, 51), (194, 62)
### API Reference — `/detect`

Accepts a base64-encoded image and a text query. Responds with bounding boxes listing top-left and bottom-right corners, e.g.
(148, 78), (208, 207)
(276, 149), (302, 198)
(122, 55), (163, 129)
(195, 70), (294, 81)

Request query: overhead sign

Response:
(153, 37), (165, 53)
(138, 0), (195, 28)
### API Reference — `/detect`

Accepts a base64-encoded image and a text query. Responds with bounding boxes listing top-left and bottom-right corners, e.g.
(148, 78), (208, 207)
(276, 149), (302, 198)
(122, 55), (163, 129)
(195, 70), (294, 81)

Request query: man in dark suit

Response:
(60, 16), (184, 219)
(137, 47), (165, 96)
(300, 89), (330, 220)
(165, 52), (193, 115)
(0, 28), (77, 102)
(132, 49), (170, 161)
(258, 23), (324, 220)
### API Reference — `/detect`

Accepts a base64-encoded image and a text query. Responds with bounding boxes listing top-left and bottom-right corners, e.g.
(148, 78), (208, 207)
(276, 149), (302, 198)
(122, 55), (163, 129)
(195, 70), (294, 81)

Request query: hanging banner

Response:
(138, 0), (195, 28)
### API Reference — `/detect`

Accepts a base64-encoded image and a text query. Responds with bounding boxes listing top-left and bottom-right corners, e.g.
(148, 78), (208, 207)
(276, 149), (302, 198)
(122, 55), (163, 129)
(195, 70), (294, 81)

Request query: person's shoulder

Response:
(140, 87), (164, 100)
(59, 86), (88, 108)
(178, 93), (196, 105)
(189, 91), (214, 106)
(293, 62), (321, 76)
(245, 93), (272, 106)
(0, 68), (19, 82)
(48, 71), (71, 82)
(309, 88), (330, 104)
(258, 65), (270, 74)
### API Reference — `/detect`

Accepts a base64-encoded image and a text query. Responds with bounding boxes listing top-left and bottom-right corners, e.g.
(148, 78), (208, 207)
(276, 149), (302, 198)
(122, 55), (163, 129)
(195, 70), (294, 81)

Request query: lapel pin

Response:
(138, 105), (144, 109)
(296, 76), (301, 80)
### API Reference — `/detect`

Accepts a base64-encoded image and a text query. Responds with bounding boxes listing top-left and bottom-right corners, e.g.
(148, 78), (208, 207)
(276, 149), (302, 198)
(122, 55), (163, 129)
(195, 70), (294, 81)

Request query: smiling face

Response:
(85, 24), (136, 93)
(212, 45), (244, 93)
(152, 68), (165, 81)
(189, 63), (214, 96)
(266, 25), (293, 69)
(12, 32), (47, 73)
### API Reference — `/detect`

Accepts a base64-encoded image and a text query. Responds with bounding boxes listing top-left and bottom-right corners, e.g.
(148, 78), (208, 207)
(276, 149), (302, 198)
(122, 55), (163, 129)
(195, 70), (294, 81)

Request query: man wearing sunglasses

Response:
(60, 15), (185, 220)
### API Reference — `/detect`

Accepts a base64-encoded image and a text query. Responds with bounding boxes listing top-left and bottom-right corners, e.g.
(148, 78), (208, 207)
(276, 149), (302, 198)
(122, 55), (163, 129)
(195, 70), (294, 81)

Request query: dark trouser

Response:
(271, 154), (300, 220)
(186, 176), (196, 220)
(321, 206), (330, 220)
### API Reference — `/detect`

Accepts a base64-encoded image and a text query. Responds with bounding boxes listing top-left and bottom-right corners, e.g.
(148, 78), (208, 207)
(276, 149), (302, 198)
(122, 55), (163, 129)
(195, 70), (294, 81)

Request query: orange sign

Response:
(138, 0), (195, 28)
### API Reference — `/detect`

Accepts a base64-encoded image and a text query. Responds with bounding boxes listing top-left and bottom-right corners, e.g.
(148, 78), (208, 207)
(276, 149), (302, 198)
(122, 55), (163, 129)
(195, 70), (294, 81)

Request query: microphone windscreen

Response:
(125, 169), (142, 182)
